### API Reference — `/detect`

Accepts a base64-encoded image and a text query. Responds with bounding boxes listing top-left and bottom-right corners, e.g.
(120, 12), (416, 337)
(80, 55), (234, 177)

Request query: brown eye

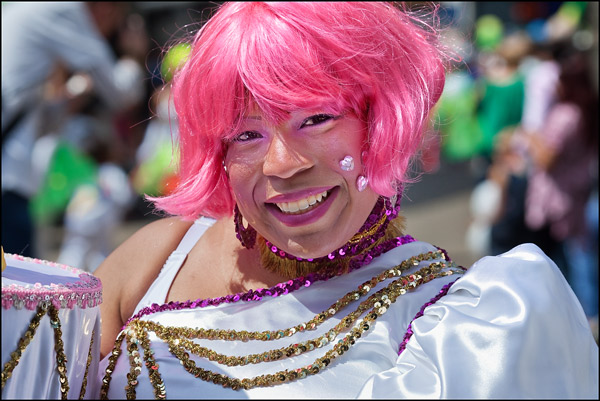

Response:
(300, 114), (335, 128)
(233, 131), (262, 142)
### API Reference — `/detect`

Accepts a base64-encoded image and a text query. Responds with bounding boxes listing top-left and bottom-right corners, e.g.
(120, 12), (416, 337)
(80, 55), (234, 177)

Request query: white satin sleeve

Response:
(357, 243), (599, 399)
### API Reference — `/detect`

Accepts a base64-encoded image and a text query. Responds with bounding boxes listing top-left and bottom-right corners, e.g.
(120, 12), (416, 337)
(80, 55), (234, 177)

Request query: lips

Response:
(266, 187), (338, 227)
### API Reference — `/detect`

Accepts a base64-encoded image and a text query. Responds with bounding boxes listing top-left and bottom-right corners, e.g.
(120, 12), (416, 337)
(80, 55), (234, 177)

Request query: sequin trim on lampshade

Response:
(1, 253), (103, 311)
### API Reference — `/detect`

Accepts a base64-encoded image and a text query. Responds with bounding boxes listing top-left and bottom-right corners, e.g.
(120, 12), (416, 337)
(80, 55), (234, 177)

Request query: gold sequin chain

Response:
(139, 251), (444, 368)
(1, 304), (70, 399)
(1, 306), (45, 389)
(138, 250), (444, 344)
(165, 261), (463, 391)
(100, 250), (465, 397)
(78, 330), (96, 399)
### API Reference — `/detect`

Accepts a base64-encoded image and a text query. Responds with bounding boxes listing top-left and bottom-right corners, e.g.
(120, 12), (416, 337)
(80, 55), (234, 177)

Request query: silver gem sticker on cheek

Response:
(340, 155), (355, 171)
(356, 175), (368, 192)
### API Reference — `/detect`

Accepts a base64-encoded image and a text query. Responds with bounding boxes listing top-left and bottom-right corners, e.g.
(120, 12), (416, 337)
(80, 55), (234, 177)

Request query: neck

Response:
(258, 197), (405, 279)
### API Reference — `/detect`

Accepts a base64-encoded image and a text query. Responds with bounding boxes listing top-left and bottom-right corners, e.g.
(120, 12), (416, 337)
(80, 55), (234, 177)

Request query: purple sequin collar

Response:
(123, 234), (416, 328)
(263, 195), (400, 263)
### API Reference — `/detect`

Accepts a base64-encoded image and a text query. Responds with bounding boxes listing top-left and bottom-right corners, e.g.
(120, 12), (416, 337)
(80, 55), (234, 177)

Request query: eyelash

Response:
(231, 113), (336, 142)
(232, 131), (262, 142)
(300, 113), (335, 128)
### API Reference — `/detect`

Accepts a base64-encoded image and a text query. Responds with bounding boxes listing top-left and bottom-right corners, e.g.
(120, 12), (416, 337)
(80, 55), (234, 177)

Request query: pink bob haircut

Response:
(151, 1), (450, 220)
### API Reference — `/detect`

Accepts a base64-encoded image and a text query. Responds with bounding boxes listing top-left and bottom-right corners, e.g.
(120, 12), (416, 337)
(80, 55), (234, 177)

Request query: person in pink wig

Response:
(94, 2), (597, 398)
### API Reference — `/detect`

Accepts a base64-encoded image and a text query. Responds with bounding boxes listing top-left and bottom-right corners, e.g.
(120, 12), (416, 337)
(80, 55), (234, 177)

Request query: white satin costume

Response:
(97, 217), (598, 399)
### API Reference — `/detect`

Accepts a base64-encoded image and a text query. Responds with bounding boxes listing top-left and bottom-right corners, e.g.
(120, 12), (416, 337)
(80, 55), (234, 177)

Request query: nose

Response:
(262, 134), (313, 178)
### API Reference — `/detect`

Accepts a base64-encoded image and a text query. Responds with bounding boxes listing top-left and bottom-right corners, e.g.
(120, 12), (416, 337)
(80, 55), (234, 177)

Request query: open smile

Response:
(275, 190), (329, 214)
(266, 187), (339, 227)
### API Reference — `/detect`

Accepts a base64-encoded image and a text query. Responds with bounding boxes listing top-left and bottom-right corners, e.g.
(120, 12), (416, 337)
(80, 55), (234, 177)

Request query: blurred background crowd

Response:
(2, 2), (598, 339)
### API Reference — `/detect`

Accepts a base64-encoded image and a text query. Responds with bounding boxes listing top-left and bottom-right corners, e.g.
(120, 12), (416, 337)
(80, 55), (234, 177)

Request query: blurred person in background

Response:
(583, 187), (599, 341)
(54, 116), (137, 273)
(523, 51), (599, 337)
(467, 125), (531, 258)
(1, 2), (146, 257)
(465, 32), (530, 258)
(473, 32), (529, 171)
(519, 43), (561, 137)
(433, 24), (480, 165)
(507, 40), (580, 278)
(45, 13), (151, 273)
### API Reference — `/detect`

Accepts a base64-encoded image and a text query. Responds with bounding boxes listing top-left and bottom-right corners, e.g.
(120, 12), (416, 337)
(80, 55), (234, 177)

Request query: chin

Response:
(280, 231), (354, 259)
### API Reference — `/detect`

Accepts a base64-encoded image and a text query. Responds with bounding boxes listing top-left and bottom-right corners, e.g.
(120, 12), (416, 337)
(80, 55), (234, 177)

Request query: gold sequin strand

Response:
(135, 251), (446, 368)
(2, 303), (70, 398)
(78, 330), (95, 399)
(124, 327), (143, 400)
(167, 261), (464, 391)
(100, 253), (464, 397)
(138, 327), (166, 399)
(100, 331), (126, 399)
(162, 260), (453, 368)
(119, 323), (168, 399)
(48, 305), (70, 399)
(139, 250), (443, 346)
(1, 304), (47, 388)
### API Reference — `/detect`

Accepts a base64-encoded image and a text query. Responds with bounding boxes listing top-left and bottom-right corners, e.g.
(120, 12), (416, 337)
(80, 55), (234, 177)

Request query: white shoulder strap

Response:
(133, 216), (217, 313)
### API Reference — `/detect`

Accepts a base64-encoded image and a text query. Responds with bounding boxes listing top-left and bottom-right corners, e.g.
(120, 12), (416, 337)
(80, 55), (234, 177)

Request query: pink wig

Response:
(151, 2), (449, 220)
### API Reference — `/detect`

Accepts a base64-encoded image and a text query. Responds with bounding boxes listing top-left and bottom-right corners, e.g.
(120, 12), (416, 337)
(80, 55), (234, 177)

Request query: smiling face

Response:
(224, 108), (380, 259)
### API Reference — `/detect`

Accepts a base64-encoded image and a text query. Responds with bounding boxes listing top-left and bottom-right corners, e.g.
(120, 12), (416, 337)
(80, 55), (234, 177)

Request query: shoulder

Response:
(457, 243), (564, 291)
(440, 243), (579, 324)
(359, 243), (598, 398)
(414, 244), (596, 394)
(95, 217), (194, 322)
(94, 216), (195, 357)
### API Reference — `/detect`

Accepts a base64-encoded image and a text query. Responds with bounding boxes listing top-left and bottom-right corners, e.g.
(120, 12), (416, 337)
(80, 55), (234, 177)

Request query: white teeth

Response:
(286, 202), (300, 212)
(298, 198), (309, 210)
(276, 191), (328, 213)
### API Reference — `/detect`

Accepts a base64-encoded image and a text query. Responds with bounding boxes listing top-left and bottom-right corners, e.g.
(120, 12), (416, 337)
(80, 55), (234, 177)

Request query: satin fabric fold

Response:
(357, 244), (599, 399)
